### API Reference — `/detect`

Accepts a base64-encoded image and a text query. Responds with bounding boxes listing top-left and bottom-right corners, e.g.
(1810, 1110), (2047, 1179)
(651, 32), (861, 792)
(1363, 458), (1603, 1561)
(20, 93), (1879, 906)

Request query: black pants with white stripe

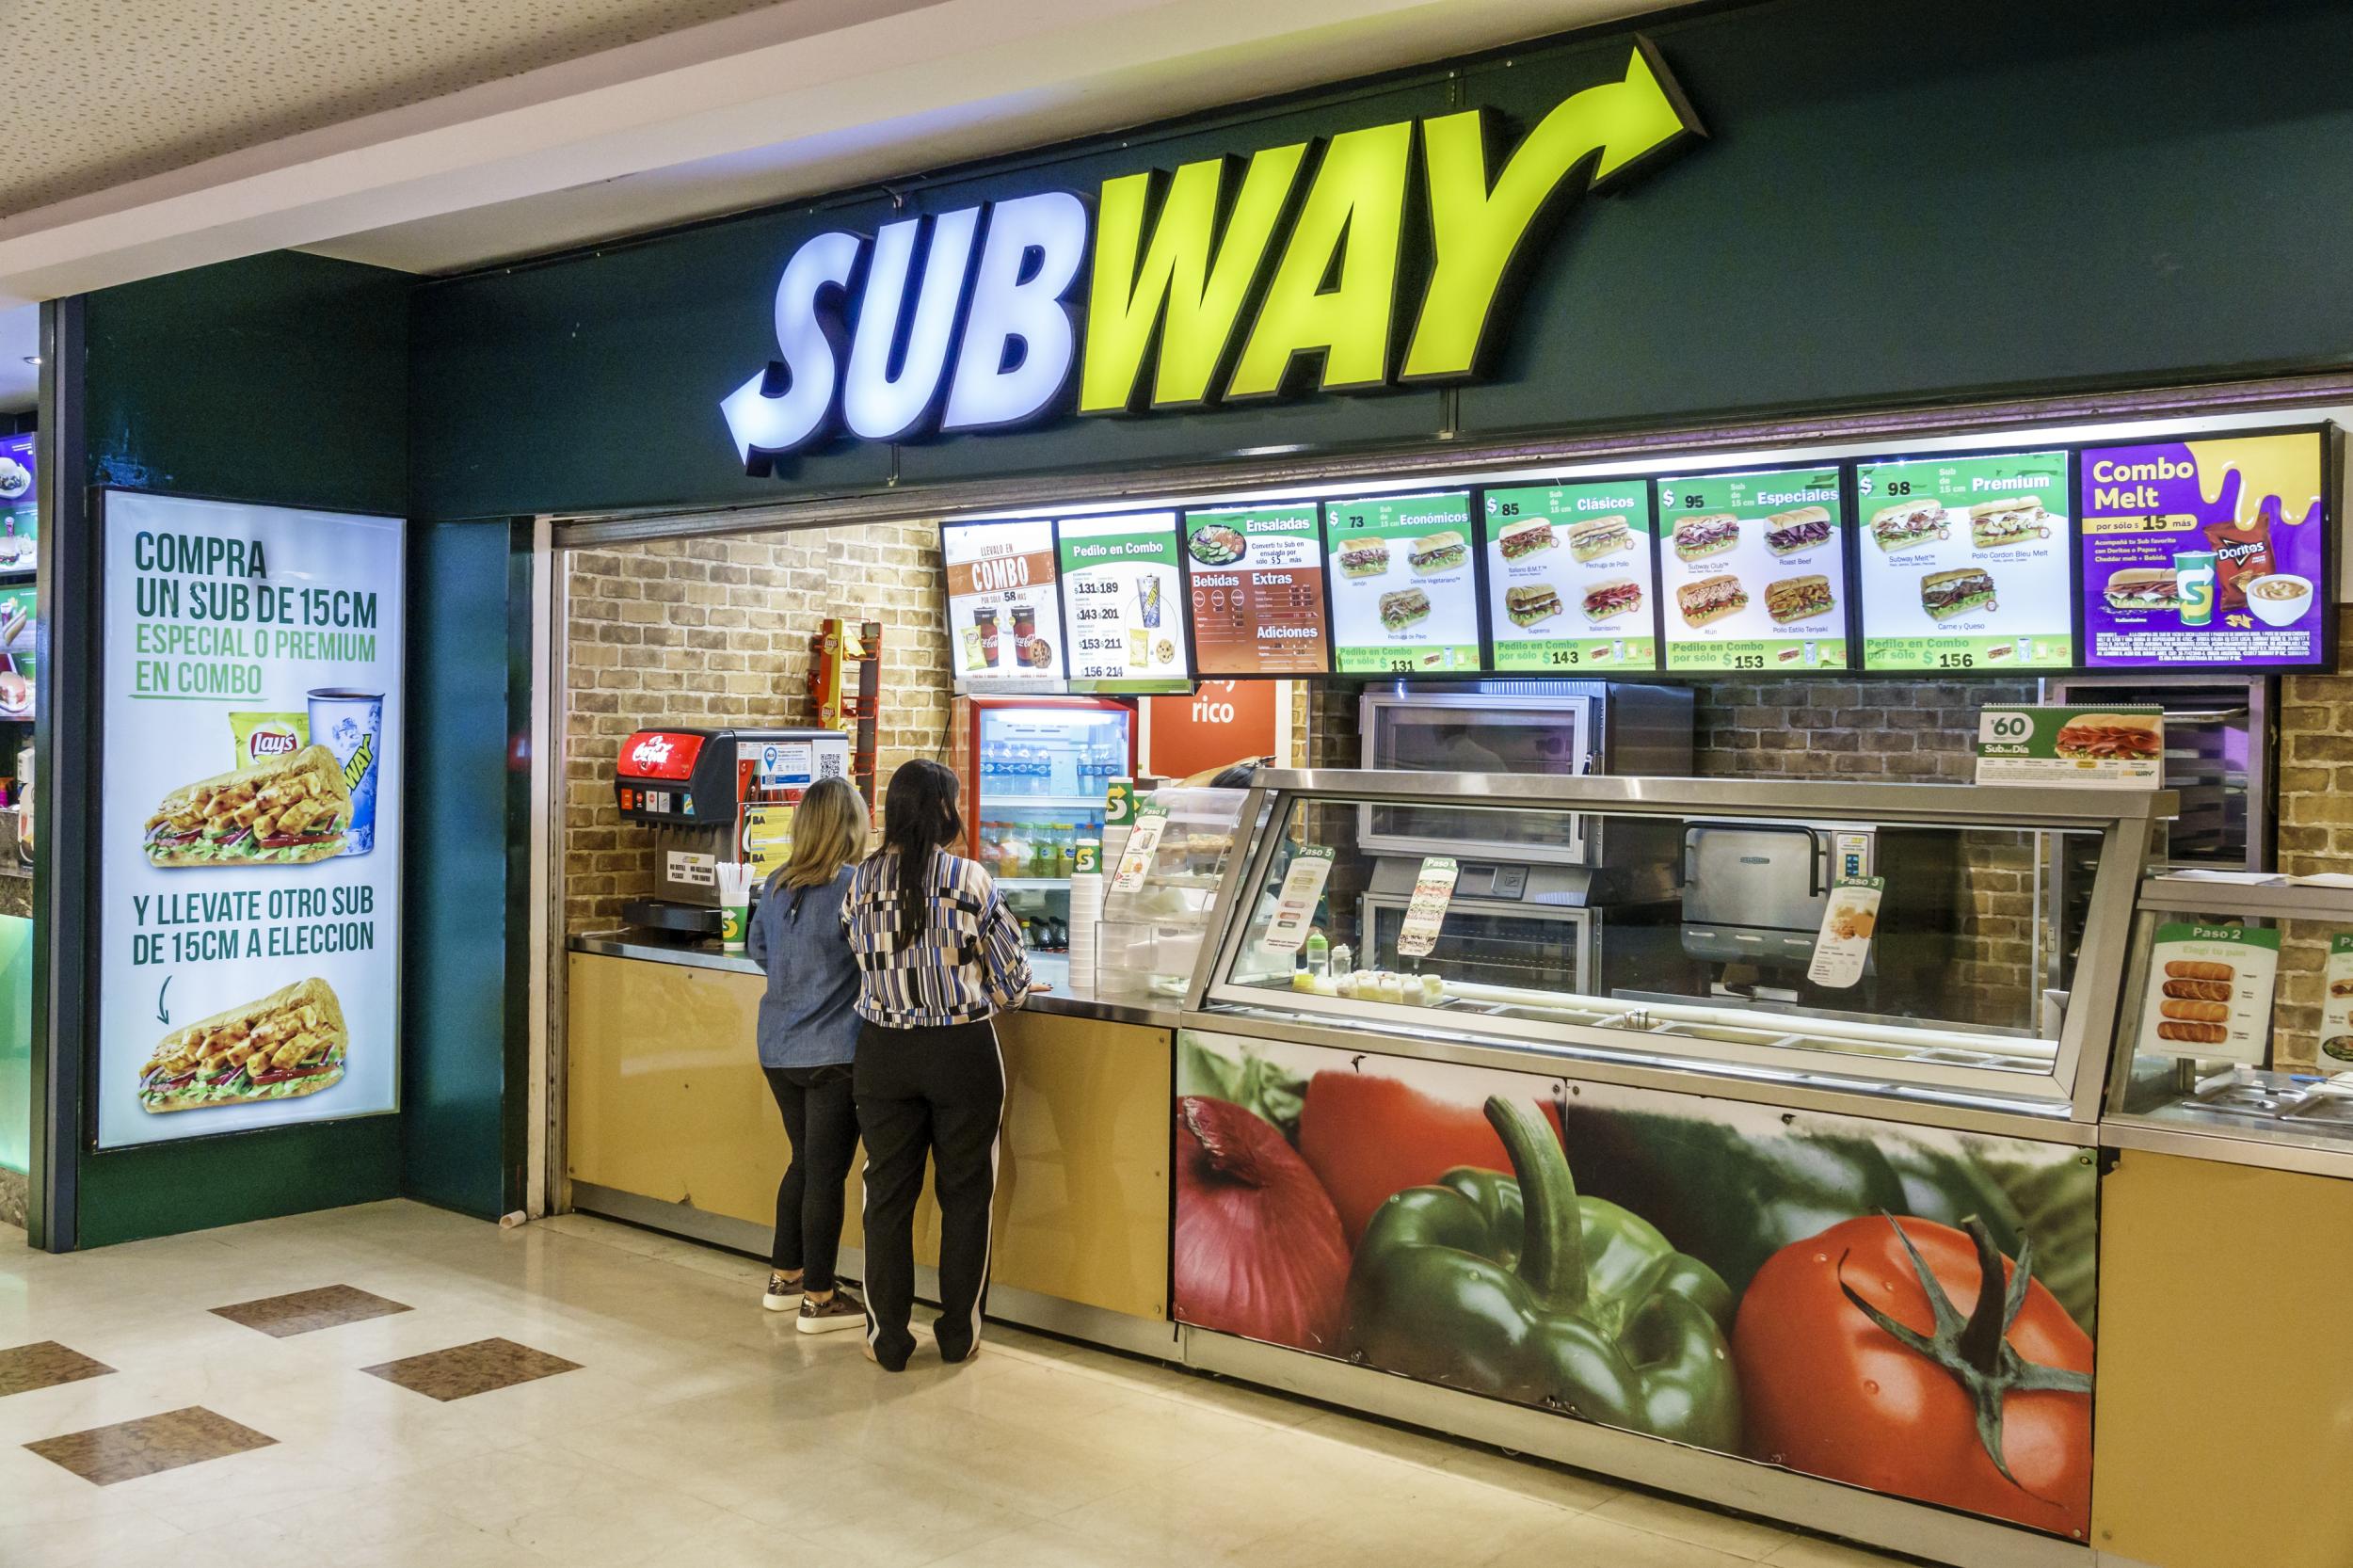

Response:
(854, 1017), (1005, 1370)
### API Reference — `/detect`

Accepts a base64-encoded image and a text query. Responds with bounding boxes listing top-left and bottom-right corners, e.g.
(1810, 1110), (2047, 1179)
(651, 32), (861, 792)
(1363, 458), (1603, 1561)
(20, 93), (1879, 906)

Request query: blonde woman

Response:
(744, 776), (870, 1334)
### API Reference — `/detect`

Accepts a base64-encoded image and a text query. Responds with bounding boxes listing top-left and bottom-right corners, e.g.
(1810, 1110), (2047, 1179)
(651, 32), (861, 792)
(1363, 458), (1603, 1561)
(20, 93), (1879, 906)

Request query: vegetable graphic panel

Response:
(1173, 1032), (2097, 1538)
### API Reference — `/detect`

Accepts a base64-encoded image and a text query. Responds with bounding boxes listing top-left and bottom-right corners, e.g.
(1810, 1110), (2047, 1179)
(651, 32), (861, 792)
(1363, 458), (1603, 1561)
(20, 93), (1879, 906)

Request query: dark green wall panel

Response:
(400, 519), (524, 1218)
(408, 0), (2353, 523)
(70, 252), (413, 1245)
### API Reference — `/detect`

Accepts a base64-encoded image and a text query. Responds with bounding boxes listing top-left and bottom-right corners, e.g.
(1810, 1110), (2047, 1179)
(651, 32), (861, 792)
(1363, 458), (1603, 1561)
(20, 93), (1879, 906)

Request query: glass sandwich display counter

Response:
(2101, 872), (2353, 1170)
(1187, 771), (2163, 1120)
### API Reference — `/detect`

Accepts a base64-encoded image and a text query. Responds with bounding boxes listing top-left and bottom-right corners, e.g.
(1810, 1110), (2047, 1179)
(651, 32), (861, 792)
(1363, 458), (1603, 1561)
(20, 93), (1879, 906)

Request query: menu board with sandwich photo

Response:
(1322, 491), (1481, 675)
(0, 584), (33, 720)
(943, 519), (1067, 691)
(1481, 481), (1658, 672)
(1857, 449), (2073, 671)
(2079, 430), (2329, 669)
(1056, 510), (1191, 692)
(96, 491), (406, 1148)
(1655, 466), (1849, 672)
(1184, 503), (1331, 677)
(0, 432), (35, 569)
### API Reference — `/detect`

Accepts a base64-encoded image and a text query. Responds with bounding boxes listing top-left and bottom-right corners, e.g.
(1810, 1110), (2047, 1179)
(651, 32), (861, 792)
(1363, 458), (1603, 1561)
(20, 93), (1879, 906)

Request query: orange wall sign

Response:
(1146, 680), (1279, 779)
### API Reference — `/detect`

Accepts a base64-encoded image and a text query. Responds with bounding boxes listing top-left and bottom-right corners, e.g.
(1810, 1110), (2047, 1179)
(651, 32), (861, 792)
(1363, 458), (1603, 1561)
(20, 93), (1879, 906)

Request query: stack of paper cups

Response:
(715, 862), (757, 952)
(1067, 837), (1103, 994)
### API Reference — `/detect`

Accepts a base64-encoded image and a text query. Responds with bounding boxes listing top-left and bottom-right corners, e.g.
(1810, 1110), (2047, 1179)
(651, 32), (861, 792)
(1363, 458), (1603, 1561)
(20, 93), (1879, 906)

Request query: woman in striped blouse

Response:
(842, 758), (1040, 1370)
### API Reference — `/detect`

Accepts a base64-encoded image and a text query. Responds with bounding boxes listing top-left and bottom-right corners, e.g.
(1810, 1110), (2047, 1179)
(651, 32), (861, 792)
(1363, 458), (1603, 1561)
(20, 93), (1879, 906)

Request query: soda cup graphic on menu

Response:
(308, 688), (382, 856)
(2175, 551), (2217, 626)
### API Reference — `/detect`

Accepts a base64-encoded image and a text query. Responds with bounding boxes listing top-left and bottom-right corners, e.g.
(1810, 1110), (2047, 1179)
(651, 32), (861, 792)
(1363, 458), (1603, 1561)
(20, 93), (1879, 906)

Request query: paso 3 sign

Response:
(722, 41), (1703, 468)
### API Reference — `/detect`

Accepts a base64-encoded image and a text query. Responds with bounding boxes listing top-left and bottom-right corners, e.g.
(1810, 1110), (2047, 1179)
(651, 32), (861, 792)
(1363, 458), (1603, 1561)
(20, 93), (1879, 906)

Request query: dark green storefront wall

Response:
(411, 0), (2353, 523)
(60, 251), (522, 1246)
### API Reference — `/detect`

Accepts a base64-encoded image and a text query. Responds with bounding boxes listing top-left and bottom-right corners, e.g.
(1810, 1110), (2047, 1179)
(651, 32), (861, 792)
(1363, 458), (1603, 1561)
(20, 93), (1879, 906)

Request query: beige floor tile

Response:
(1437, 1445), (1623, 1512)
(491, 1481), (753, 1566)
(1591, 1489), (1795, 1560)
(1490, 1511), (1763, 1568)
(0, 1504), (185, 1568)
(1764, 1536), (1917, 1567)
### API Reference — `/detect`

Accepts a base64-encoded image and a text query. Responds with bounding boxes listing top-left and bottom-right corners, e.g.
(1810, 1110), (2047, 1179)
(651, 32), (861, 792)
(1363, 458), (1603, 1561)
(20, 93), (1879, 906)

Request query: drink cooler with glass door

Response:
(949, 695), (1135, 965)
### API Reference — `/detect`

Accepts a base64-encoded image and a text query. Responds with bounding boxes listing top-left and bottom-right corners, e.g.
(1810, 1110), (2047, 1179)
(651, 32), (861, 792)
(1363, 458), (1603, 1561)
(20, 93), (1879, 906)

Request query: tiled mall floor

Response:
(1, 1202), (1909, 1568)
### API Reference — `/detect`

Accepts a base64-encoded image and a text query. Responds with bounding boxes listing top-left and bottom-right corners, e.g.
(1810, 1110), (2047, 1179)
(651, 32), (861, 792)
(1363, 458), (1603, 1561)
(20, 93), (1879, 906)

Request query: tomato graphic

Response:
(1732, 1215), (2092, 1538)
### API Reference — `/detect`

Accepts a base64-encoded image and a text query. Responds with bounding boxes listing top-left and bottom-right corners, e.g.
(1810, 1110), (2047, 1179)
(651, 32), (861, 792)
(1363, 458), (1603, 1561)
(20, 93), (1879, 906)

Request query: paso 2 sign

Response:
(722, 40), (1703, 468)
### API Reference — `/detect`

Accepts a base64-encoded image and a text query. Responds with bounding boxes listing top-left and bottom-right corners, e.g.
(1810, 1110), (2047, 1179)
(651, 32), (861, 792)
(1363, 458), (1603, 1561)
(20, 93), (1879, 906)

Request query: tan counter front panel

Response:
(565, 954), (1172, 1320)
(2092, 1149), (2353, 1568)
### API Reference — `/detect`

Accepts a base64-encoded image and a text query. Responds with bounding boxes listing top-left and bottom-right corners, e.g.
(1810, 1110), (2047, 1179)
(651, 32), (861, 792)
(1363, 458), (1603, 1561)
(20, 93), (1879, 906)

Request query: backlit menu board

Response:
(1322, 491), (1480, 675)
(1057, 511), (1191, 691)
(2080, 431), (2328, 668)
(1481, 481), (1658, 672)
(0, 434), (31, 569)
(1184, 504), (1330, 677)
(1857, 449), (2073, 672)
(942, 519), (1066, 690)
(1656, 466), (1849, 672)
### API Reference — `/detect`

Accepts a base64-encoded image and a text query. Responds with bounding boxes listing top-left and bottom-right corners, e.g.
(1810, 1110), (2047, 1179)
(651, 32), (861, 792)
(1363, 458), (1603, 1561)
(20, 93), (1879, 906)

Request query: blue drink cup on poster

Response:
(307, 688), (382, 856)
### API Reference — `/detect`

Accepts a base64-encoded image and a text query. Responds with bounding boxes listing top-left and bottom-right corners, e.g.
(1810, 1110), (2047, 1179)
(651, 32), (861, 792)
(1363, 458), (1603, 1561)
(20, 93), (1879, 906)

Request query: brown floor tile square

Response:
(0, 1341), (117, 1398)
(25, 1406), (276, 1485)
(211, 1283), (412, 1338)
(361, 1336), (582, 1401)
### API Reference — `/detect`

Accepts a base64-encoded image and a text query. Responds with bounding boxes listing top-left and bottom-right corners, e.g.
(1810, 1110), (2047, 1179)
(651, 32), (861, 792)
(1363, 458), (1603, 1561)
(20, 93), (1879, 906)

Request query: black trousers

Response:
(854, 1017), (1005, 1369)
(762, 1063), (859, 1290)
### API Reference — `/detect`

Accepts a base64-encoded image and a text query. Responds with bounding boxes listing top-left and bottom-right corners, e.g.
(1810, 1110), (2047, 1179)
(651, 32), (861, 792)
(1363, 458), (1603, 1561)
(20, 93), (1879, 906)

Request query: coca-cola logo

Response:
(630, 734), (676, 769)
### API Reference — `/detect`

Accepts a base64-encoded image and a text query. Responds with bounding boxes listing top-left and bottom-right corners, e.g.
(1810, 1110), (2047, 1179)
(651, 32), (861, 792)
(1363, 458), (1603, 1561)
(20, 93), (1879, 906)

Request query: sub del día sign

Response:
(723, 42), (1702, 468)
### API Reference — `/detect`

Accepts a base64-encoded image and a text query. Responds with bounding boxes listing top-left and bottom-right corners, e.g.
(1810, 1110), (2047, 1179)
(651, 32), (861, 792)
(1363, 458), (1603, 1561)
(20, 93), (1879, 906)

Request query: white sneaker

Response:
(762, 1272), (804, 1313)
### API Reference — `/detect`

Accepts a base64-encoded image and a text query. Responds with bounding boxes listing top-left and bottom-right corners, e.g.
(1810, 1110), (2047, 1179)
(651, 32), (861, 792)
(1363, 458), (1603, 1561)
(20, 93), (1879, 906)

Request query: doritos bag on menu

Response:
(2205, 512), (2278, 611)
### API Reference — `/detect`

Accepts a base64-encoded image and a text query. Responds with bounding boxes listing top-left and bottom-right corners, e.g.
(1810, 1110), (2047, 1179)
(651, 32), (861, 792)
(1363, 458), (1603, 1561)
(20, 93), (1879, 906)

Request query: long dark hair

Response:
(880, 759), (963, 945)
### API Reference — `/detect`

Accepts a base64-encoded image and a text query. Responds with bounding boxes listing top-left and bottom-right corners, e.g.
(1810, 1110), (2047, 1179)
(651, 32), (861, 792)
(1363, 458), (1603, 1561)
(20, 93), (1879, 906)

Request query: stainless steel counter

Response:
(566, 933), (1188, 1030)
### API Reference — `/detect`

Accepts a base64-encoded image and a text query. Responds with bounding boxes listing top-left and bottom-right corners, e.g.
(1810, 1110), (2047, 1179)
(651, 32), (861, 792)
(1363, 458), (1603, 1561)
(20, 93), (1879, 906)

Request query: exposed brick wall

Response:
(2269, 619), (2353, 1067)
(562, 523), (950, 933)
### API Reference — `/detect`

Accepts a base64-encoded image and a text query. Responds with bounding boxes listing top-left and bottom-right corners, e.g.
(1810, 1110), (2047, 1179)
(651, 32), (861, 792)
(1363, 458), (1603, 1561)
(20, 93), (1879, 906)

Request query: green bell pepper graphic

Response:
(1343, 1095), (1742, 1450)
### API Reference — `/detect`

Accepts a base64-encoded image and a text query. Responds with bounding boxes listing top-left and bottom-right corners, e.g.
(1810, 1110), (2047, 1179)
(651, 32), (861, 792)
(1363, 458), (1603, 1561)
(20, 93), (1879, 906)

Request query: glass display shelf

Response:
(1193, 770), (2172, 1119)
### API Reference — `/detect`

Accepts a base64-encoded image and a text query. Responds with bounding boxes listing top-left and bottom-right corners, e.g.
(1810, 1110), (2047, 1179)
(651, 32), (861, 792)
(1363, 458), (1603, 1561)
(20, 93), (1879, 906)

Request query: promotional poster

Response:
(942, 519), (1067, 690)
(1857, 449), (2073, 670)
(1175, 1031), (2098, 1539)
(1321, 492), (1480, 675)
(1654, 467), (1849, 672)
(1056, 511), (1190, 691)
(1481, 480), (1658, 672)
(2078, 431), (2327, 668)
(97, 492), (406, 1148)
(1183, 503), (1331, 677)
(0, 432), (33, 565)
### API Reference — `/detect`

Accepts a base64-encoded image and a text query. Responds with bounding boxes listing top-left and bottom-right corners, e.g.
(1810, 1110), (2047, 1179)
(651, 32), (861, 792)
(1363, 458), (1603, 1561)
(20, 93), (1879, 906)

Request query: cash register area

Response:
(0, 1202), (1890, 1568)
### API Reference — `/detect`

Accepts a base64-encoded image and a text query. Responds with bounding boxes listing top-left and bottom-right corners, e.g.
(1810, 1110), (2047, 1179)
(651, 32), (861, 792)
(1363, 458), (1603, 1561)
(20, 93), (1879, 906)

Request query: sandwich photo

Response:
(1408, 531), (1469, 576)
(1920, 567), (1996, 621)
(2165, 978), (2233, 1002)
(2104, 568), (2181, 612)
(2165, 960), (2235, 983)
(1499, 519), (1559, 560)
(145, 745), (352, 867)
(1970, 498), (2049, 548)
(1676, 574), (1748, 629)
(1870, 499), (1947, 551)
(2323, 1035), (2353, 1063)
(137, 977), (347, 1113)
(1764, 573), (1835, 624)
(1565, 517), (1628, 562)
(2055, 712), (2162, 761)
(1379, 587), (1432, 632)
(1580, 580), (1643, 622)
(2157, 1020), (2227, 1046)
(1672, 514), (1740, 562)
(1506, 584), (1564, 628)
(1764, 506), (1833, 556)
(1337, 536), (1391, 579)
(2330, 978), (2353, 999)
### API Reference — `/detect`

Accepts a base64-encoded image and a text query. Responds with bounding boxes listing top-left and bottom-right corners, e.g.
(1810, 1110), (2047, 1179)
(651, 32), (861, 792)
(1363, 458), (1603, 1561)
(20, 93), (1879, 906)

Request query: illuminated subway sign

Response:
(721, 40), (1701, 470)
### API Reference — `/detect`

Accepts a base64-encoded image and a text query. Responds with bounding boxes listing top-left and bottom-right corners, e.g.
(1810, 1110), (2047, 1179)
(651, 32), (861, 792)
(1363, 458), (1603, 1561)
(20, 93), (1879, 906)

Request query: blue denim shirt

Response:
(746, 867), (861, 1069)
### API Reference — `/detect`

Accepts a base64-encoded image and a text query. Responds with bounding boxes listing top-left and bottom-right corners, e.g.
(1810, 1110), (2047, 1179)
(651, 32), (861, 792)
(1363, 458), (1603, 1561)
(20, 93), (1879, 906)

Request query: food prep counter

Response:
(560, 772), (2353, 1568)
(564, 935), (1178, 1348)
